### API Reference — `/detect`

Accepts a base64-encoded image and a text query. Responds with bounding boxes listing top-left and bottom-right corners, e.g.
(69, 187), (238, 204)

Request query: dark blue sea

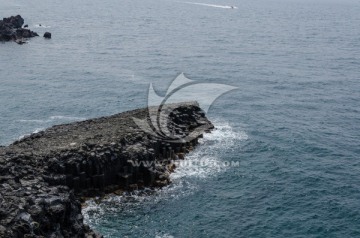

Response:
(1, 0), (360, 237)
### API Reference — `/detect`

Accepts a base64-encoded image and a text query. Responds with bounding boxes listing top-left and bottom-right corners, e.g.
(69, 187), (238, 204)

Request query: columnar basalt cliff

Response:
(0, 102), (213, 237)
(0, 15), (38, 44)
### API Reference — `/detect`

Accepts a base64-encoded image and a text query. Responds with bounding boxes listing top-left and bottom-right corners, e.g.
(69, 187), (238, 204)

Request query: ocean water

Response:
(1, 0), (360, 237)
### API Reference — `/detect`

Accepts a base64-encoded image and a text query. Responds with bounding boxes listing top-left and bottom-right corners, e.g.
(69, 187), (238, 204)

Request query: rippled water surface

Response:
(1, 0), (360, 237)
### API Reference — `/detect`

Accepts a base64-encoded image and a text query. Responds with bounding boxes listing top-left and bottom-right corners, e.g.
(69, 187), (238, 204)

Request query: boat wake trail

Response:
(182, 2), (237, 9)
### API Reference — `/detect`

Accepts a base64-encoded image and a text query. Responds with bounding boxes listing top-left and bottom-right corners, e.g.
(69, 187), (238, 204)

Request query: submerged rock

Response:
(15, 39), (26, 45)
(43, 32), (51, 39)
(0, 102), (213, 237)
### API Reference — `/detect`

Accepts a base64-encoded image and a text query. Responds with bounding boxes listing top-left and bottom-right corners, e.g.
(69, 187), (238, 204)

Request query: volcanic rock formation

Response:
(0, 15), (38, 43)
(0, 102), (213, 237)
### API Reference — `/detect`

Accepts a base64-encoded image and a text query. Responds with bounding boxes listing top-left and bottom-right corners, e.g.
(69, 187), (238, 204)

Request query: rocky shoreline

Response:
(0, 102), (213, 237)
(0, 15), (38, 44)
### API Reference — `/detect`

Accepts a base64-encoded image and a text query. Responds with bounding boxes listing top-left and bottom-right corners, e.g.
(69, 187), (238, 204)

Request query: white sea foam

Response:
(48, 115), (86, 121)
(83, 179), (197, 225)
(170, 121), (247, 180)
(17, 116), (86, 141)
(33, 128), (44, 133)
(155, 233), (175, 238)
(183, 2), (238, 9)
(18, 128), (44, 140)
(34, 24), (51, 28)
(18, 119), (46, 123)
(17, 115), (86, 123)
(83, 120), (247, 228)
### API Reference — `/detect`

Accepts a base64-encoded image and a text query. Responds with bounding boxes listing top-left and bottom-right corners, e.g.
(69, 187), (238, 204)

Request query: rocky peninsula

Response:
(0, 102), (213, 237)
(0, 15), (38, 44)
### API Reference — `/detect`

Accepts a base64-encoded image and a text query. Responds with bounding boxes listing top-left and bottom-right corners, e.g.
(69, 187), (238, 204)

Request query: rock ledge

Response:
(0, 15), (38, 43)
(0, 102), (213, 237)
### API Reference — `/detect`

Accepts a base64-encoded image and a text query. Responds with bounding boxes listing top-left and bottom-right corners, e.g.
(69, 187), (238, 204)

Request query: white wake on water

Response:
(182, 2), (238, 9)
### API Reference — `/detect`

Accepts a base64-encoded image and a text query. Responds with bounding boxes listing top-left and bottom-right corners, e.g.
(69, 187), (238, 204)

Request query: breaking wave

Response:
(83, 120), (247, 236)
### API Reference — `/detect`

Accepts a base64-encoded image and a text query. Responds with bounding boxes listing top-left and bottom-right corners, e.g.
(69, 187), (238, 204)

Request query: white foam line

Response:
(18, 128), (45, 140)
(82, 180), (197, 225)
(83, 120), (247, 228)
(17, 116), (86, 123)
(171, 121), (247, 180)
(155, 233), (175, 238)
(34, 24), (51, 28)
(49, 115), (86, 121)
(18, 119), (46, 123)
(183, 2), (237, 9)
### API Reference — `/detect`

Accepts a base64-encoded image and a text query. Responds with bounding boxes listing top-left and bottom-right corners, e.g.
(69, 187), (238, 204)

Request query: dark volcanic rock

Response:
(2, 15), (24, 28)
(0, 15), (38, 43)
(43, 32), (51, 39)
(0, 102), (213, 237)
